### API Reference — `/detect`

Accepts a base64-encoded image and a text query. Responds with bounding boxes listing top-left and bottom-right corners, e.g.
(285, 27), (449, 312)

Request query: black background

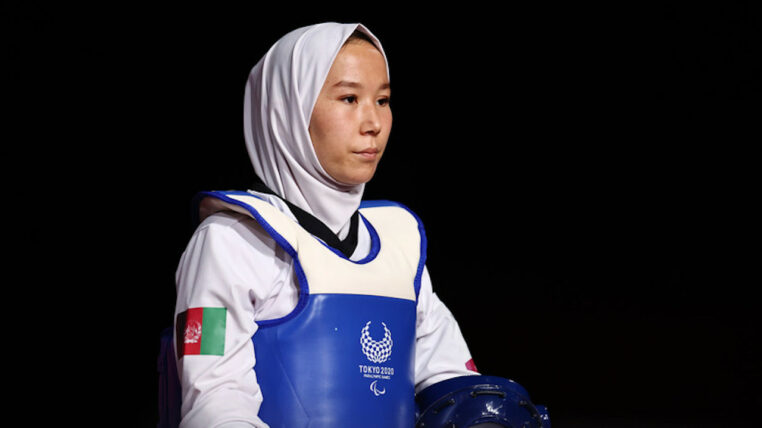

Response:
(6, 2), (759, 427)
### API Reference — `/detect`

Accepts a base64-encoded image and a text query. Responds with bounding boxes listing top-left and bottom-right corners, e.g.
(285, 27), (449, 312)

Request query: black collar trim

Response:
(249, 181), (359, 258)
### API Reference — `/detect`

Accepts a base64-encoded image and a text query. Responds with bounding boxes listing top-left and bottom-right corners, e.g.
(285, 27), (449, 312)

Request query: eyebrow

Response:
(332, 80), (391, 90)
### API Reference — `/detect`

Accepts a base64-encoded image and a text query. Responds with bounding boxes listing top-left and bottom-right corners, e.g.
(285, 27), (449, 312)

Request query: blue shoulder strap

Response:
(360, 199), (428, 301)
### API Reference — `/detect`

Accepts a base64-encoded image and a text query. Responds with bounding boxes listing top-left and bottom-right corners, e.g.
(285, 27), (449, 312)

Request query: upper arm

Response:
(173, 211), (293, 426)
(415, 266), (479, 392)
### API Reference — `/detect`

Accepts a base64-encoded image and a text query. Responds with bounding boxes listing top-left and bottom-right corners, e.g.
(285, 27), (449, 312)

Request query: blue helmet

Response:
(415, 375), (550, 428)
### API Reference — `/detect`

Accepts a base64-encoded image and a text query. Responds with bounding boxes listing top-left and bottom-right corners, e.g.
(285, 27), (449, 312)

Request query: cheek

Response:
(379, 110), (393, 142)
(311, 106), (351, 142)
(310, 108), (334, 152)
(310, 108), (352, 167)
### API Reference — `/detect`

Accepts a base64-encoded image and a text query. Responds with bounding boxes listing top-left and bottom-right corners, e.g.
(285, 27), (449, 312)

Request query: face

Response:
(309, 40), (392, 186)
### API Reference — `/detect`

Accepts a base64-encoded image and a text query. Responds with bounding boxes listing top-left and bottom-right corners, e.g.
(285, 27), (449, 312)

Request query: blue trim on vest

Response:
(195, 190), (311, 327)
(202, 190), (385, 266)
(195, 191), (428, 321)
(310, 214), (381, 264)
(360, 199), (428, 301)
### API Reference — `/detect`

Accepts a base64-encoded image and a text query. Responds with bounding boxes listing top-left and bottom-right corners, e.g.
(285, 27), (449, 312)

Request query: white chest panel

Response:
(199, 192), (421, 301)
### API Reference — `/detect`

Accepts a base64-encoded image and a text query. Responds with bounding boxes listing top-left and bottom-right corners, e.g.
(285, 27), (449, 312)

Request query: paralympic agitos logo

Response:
(360, 321), (393, 363)
(359, 321), (395, 396)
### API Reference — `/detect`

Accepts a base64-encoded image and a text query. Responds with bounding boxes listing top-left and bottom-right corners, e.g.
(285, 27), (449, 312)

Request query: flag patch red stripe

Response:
(179, 308), (204, 357)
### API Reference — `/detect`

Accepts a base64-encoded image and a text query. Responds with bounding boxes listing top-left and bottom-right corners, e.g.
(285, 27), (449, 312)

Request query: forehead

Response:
(325, 42), (389, 85)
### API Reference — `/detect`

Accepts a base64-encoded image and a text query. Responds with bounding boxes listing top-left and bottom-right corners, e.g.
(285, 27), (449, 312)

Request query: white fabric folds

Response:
(243, 22), (389, 235)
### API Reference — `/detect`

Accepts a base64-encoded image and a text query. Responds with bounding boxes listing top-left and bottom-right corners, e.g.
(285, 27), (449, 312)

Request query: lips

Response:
(354, 148), (380, 160)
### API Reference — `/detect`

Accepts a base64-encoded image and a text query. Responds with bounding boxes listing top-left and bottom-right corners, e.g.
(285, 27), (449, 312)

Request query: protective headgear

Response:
(415, 375), (551, 428)
(243, 22), (389, 236)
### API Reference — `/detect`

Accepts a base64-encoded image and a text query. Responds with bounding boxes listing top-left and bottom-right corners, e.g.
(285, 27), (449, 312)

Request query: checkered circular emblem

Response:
(360, 321), (393, 363)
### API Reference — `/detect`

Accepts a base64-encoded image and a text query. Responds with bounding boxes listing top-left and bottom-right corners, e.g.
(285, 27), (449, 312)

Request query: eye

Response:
(377, 97), (390, 107)
(341, 95), (357, 104)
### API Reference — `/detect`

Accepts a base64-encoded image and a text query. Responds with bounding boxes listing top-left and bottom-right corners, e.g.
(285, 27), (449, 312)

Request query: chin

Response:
(337, 169), (377, 187)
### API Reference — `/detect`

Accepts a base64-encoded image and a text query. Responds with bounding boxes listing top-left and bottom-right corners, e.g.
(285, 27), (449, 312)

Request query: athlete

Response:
(160, 22), (549, 428)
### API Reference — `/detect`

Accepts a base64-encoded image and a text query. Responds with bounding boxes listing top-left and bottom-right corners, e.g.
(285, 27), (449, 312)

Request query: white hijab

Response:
(244, 22), (389, 236)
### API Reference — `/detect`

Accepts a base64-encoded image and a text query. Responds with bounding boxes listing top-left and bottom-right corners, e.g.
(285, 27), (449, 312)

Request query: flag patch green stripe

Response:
(199, 307), (226, 355)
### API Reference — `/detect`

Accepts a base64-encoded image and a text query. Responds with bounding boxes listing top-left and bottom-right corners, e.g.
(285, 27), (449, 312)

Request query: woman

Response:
(169, 22), (545, 428)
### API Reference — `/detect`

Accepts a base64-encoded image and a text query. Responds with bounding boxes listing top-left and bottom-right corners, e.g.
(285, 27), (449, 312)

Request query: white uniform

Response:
(174, 191), (478, 428)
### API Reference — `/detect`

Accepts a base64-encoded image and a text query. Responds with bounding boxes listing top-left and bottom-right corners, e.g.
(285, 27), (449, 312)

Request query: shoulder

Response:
(360, 199), (426, 239)
(360, 199), (416, 212)
(360, 199), (424, 223)
(188, 209), (284, 264)
(195, 189), (298, 244)
(176, 207), (293, 293)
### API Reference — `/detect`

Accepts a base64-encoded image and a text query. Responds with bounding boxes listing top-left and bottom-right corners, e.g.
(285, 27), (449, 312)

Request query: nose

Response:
(360, 103), (382, 136)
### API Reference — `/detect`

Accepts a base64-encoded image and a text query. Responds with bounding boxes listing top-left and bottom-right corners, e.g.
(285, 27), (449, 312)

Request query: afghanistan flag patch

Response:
(176, 307), (226, 358)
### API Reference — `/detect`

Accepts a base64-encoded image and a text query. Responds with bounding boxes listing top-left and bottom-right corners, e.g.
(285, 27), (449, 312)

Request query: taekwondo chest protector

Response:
(197, 190), (426, 428)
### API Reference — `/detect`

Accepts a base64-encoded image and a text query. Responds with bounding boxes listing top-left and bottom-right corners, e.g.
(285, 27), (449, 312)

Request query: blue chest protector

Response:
(197, 190), (427, 428)
(158, 191), (550, 428)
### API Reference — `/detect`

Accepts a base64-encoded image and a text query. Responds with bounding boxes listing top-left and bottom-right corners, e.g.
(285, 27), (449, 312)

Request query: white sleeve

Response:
(174, 211), (298, 428)
(414, 266), (480, 393)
